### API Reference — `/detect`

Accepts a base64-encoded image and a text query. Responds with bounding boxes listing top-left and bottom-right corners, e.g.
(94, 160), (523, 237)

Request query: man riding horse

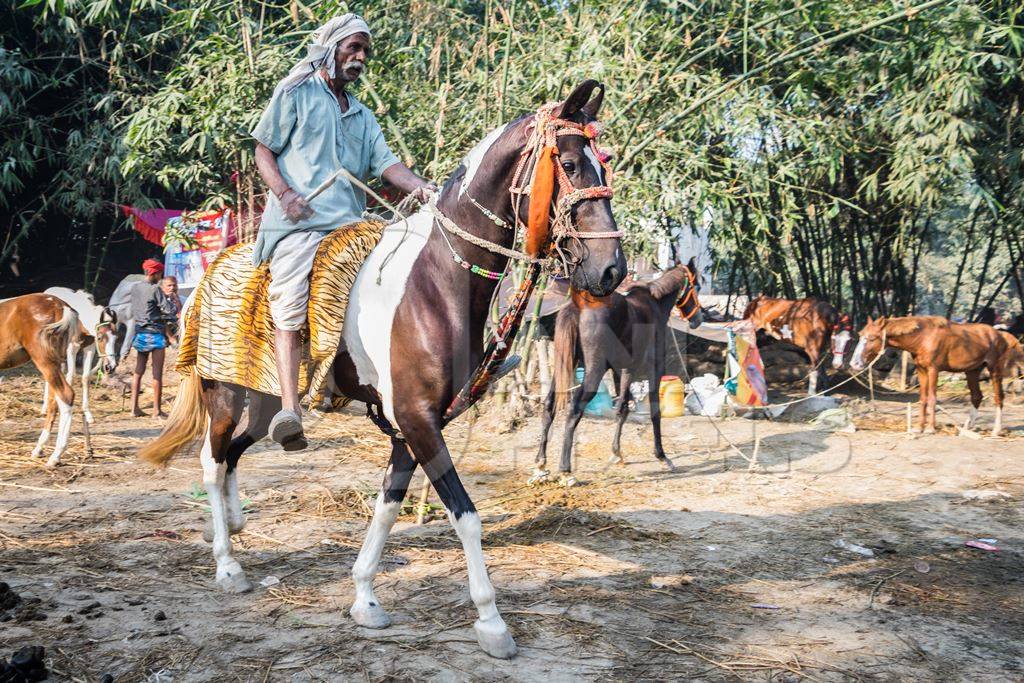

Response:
(252, 14), (435, 450)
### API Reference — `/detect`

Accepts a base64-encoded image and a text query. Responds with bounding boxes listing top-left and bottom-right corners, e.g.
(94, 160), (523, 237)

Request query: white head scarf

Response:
(278, 14), (371, 93)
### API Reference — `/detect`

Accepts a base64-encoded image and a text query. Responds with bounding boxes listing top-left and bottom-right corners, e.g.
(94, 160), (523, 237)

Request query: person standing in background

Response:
(129, 259), (173, 418)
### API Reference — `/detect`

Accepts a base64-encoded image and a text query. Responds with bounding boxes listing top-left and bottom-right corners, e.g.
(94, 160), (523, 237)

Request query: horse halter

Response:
(675, 266), (701, 320)
(509, 102), (621, 263)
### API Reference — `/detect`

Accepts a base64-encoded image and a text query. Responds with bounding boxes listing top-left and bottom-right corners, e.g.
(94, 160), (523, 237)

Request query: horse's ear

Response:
(557, 80), (600, 119)
(866, 315), (874, 325)
(581, 82), (605, 118)
(687, 256), (697, 271)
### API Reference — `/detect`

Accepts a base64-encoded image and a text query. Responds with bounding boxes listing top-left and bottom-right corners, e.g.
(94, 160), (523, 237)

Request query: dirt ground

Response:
(1, 361), (1023, 682)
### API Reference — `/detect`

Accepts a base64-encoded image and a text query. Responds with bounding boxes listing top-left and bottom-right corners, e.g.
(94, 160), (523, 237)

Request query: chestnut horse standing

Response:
(0, 294), (83, 466)
(743, 295), (852, 395)
(850, 316), (1023, 436)
(138, 82), (625, 659)
(533, 261), (703, 485)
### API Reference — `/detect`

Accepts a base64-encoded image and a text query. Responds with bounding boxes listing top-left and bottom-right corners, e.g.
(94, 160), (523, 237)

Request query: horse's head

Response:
(676, 257), (703, 328)
(96, 307), (119, 372)
(506, 80), (625, 297)
(850, 316), (887, 371)
(830, 313), (854, 369)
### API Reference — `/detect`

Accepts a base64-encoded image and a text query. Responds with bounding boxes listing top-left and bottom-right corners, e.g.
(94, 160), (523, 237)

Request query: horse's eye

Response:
(561, 161), (576, 173)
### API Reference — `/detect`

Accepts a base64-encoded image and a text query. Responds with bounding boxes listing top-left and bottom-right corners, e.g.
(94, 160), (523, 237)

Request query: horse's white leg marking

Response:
(65, 342), (76, 385)
(40, 382), (49, 416)
(202, 469), (245, 543)
(350, 494), (401, 628)
(45, 395), (72, 468)
(448, 511), (516, 659)
(200, 422), (252, 593)
(31, 425), (51, 458)
(992, 405), (1002, 437)
(965, 405), (979, 430)
(224, 469), (246, 533)
(81, 347), (95, 424)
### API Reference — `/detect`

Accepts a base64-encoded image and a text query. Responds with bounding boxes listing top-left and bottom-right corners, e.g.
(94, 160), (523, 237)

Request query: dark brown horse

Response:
(532, 261), (703, 485)
(850, 316), (1023, 436)
(0, 294), (83, 466)
(138, 81), (625, 659)
(743, 295), (852, 395)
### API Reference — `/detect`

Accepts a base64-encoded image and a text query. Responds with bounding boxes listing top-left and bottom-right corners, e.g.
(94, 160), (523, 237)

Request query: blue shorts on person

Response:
(133, 331), (167, 353)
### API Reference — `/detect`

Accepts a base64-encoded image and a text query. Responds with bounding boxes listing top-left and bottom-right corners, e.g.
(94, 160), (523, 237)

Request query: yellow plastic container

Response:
(659, 375), (686, 418)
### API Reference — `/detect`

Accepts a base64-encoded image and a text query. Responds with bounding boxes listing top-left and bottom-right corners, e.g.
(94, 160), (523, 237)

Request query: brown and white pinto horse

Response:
(0, 294), (83, 466)
(533, 261), (702, 485)
(850, 316), (1023, 436)
(743, 295), (852, 395)
(138, 81), (625, 659)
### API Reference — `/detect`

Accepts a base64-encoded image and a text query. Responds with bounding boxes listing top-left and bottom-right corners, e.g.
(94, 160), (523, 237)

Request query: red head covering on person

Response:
(142, 259), (164, 275)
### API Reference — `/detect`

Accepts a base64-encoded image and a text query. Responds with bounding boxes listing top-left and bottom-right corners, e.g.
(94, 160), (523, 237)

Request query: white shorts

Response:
(268, 231), (328, 331)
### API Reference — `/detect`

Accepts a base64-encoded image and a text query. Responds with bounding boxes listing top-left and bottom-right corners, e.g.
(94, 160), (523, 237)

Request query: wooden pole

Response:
(906, 403), (912, 433)
(868, 367), (875, 405)
(899, 351), (908, 391)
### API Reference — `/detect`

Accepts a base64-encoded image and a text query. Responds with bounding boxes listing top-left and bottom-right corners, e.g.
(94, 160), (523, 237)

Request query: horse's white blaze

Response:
(831, 330), (851, 369)
(46, 395), (72, 467)
(200, 422), (245, 583)
(343, 209), (434, 424)
(459, 124), (508, 197)
(850, 337), (869, 370)
(583, 145), (605, 184)
(351, 495), (401, 614)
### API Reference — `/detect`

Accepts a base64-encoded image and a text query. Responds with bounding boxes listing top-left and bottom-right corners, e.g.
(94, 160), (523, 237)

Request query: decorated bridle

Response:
(509, 101), (621, 262)
(675, 265), (701, 321)
(831, 312), (853, 355)
(441, 97), (622, 423)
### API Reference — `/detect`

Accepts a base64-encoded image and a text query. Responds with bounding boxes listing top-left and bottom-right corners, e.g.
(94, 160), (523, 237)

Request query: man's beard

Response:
(340, 60), (365, 78)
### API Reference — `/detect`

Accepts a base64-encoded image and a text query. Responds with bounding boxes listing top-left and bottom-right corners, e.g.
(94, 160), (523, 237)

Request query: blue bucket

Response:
(577, 368), (615, 416)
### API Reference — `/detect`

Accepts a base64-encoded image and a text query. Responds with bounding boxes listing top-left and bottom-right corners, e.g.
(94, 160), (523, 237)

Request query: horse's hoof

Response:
(990, 429), (1002, 438)
(527, 469), (550, 486)
(474, 616), (517, 659)
(922, 426), (936, 435)
(216, 572), (253, 594)
(558, 474), (578, 488)
(908, 427), (923, 435)
(608, 454), (625, 465)
(30, 448), (44, 458)
(44, 457), (61, 469)
(660, 458), (676, 472)
(350, 602), (391, 629)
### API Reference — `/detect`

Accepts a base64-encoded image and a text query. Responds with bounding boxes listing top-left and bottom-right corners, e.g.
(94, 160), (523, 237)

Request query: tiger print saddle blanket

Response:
(176, 220), (385, 402)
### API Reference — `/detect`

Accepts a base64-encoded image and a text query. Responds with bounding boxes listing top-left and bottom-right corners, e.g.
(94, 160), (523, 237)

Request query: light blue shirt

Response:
(250, 74), (400, 264)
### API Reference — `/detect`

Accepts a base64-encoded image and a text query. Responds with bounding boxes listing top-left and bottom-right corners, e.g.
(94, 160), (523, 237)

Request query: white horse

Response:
(40, 288), (118, 425)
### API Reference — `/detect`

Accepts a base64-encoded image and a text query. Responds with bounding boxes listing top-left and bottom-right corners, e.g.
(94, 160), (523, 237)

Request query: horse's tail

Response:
(39, 305), (78, 364)
(138, 366), (206, 467)
(553, 305), (580, 412)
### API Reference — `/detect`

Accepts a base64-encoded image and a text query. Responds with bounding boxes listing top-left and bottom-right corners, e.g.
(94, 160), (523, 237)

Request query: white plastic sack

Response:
(685, 374), (728, 417)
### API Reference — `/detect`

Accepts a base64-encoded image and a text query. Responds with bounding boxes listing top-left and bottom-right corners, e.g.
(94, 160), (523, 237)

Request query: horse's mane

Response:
(884, 315), (945, 336)
(645, 266), (691, 301)
(438, 113), (533, 199)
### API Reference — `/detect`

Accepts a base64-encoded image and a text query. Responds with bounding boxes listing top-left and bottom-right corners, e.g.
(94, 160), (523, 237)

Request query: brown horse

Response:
(533, 261), (702, 485)
(742, 295), (852, 395)
(0, 294), (83, 466)
(850, 316), (1023, 436)
(137, 81), (624, 659)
